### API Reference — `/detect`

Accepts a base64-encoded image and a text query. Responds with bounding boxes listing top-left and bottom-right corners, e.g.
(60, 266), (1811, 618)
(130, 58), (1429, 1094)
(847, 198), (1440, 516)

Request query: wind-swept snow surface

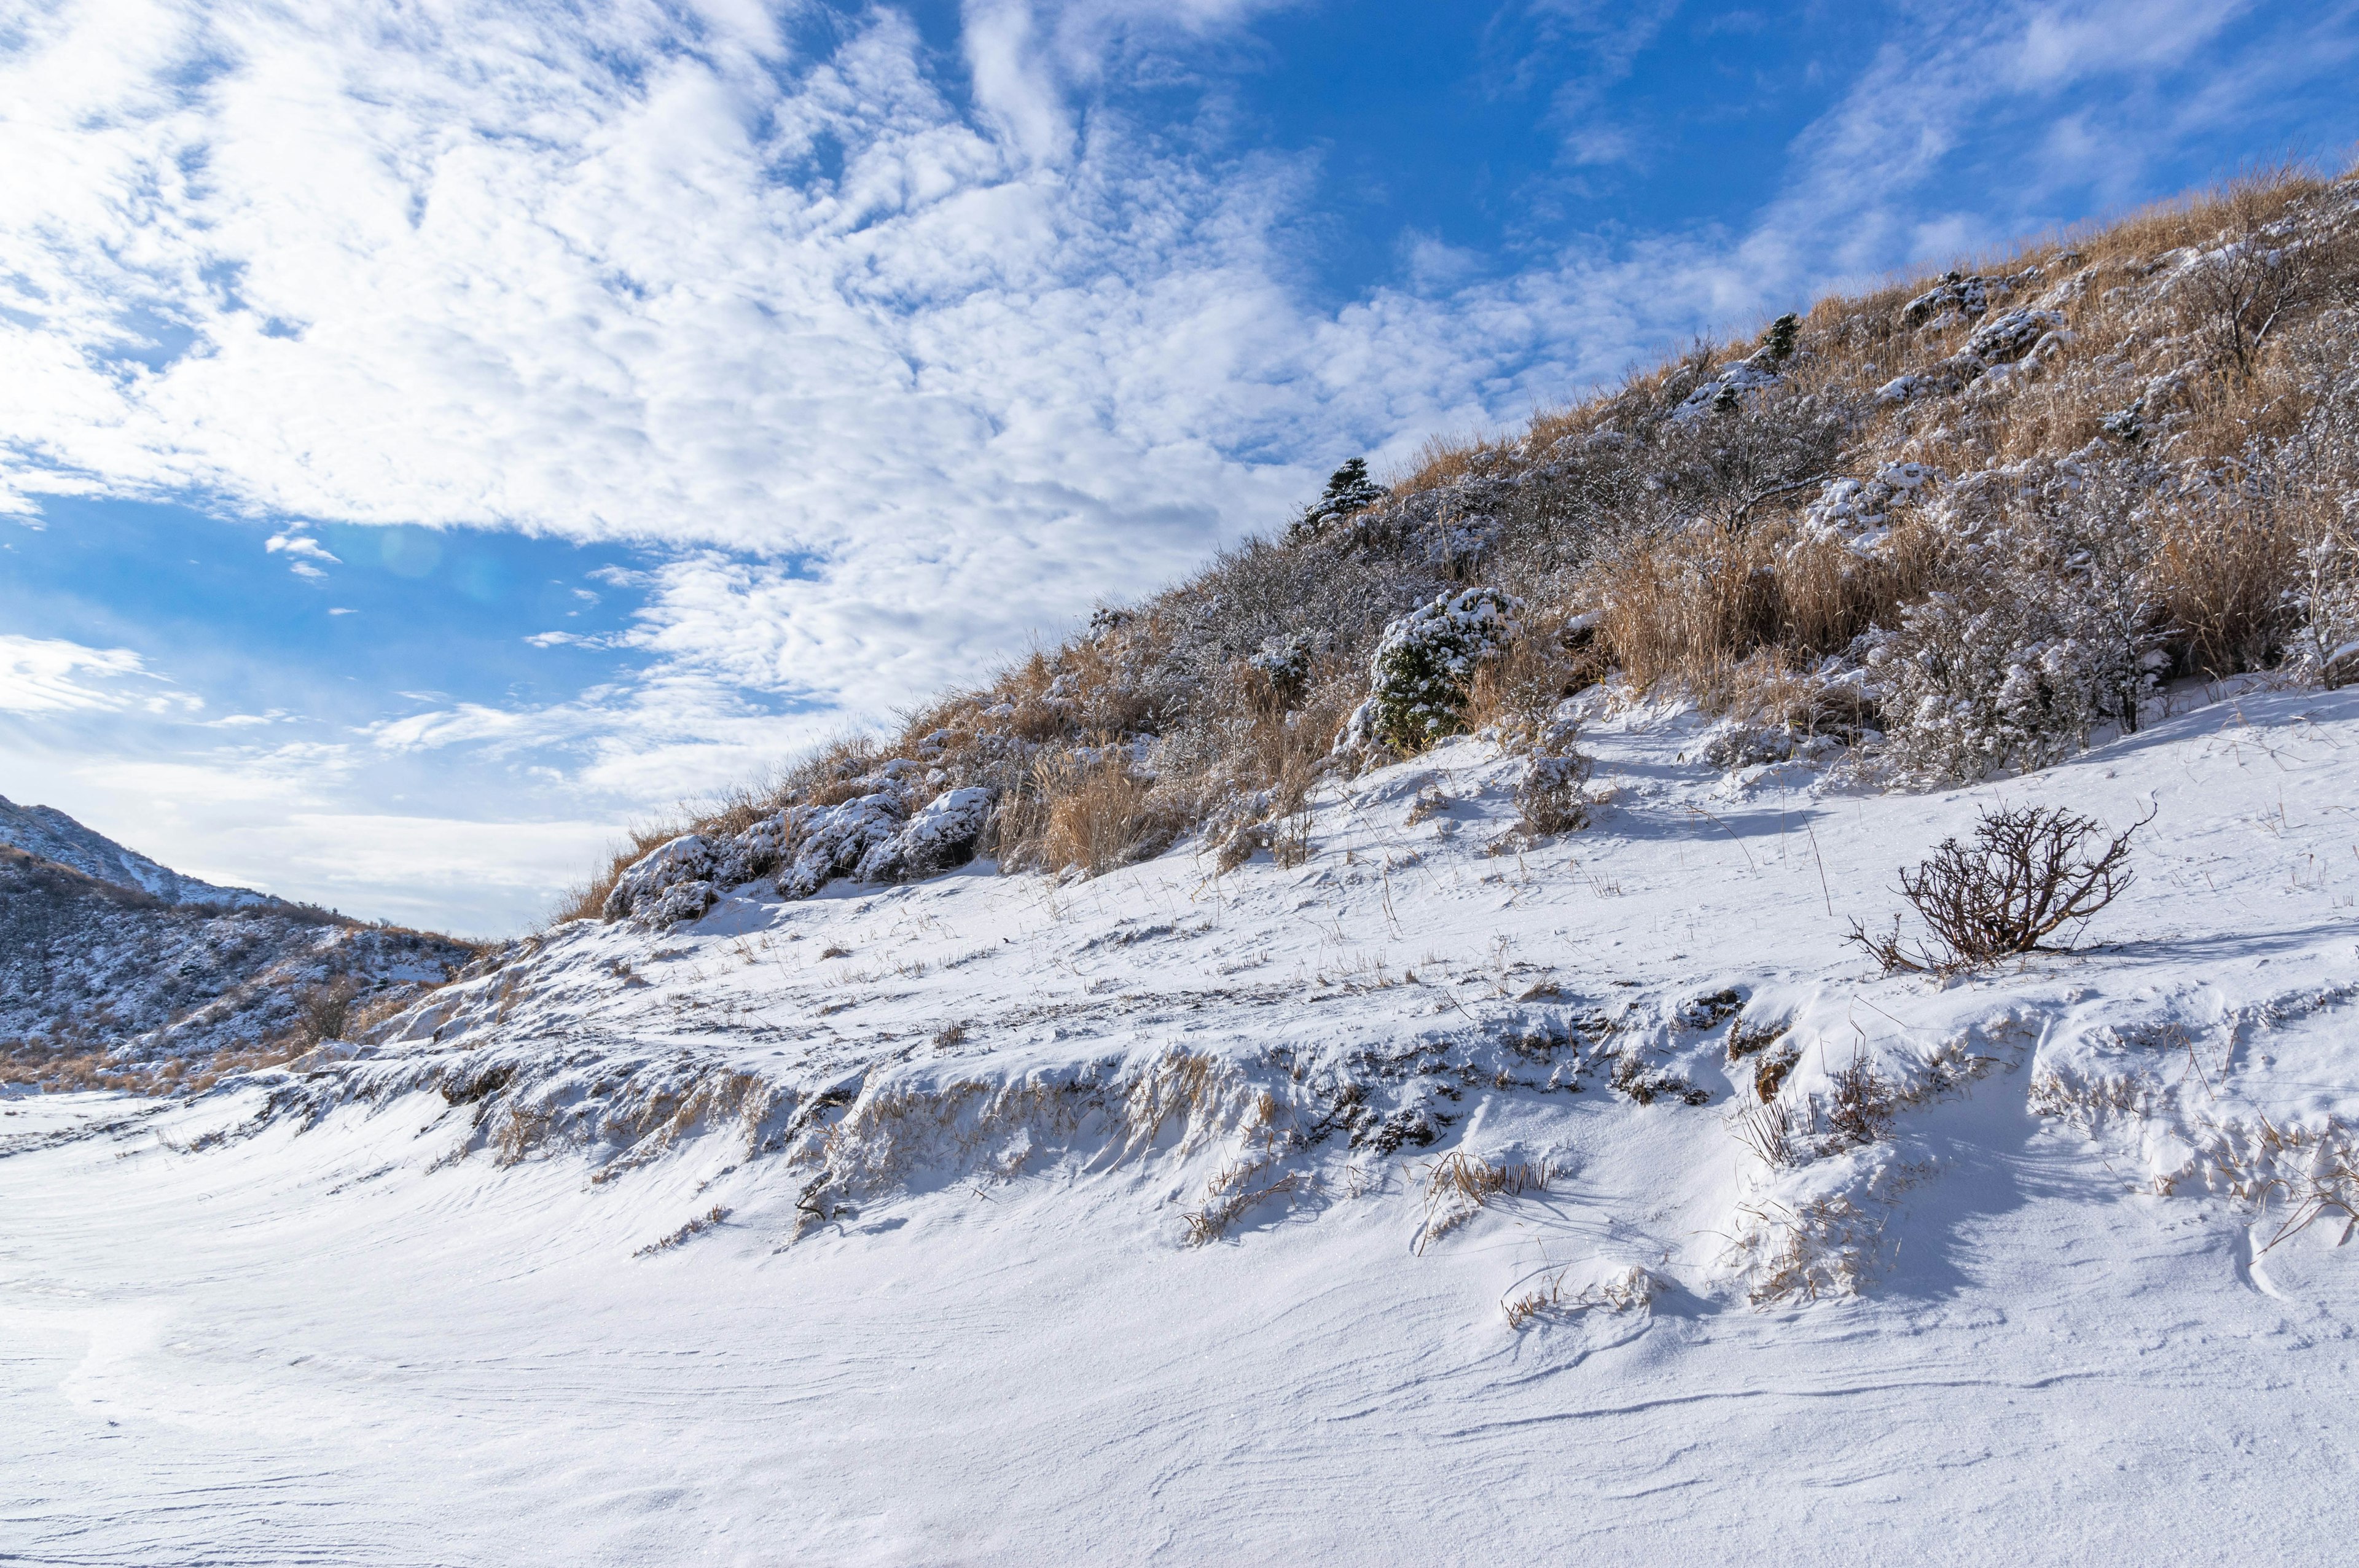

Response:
(6, 685), (2359, 1563)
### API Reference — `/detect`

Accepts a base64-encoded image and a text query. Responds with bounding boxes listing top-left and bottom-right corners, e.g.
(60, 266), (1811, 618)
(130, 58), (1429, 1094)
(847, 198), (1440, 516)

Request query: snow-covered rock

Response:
(601, 834), (719, 926)
(853, 786), (993, 884)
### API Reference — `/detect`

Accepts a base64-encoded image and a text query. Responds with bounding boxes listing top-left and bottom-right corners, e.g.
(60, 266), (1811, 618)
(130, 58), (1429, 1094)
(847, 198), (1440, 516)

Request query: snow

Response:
(6, 684), (2359, 1560)
(1670, 352), (1782, 423)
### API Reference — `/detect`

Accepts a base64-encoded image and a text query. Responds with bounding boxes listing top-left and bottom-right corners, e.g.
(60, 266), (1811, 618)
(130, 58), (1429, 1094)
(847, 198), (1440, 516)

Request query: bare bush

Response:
(2180, 200), (2334, 381)
(297, 977), (362, 1046)
(1848, 805), (2147, 973)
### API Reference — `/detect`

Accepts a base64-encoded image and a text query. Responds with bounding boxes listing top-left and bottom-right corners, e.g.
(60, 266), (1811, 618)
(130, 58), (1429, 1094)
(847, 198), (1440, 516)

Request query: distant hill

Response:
(0, 794), (276, 908)
(0, 809), (479, 1091)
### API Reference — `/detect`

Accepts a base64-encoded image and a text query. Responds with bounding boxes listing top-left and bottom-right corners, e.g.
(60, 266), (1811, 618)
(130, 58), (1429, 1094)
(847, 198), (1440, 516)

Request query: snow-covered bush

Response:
(1246, 633), (1317, 704)
(1871, 461), (2163, 782)
(1966, 307), (2068, 364)
(1342, 587), (1523, 755)
(854, 787), (993, 883)
(1514, 750), (1592, 837)
(774, 792), (907, 899)
(1289, 458), (1387, 538)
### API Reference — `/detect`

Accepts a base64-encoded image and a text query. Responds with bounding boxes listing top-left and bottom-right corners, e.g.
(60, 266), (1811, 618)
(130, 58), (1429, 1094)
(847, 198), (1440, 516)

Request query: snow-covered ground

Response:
(6, 683), (2358, 1563)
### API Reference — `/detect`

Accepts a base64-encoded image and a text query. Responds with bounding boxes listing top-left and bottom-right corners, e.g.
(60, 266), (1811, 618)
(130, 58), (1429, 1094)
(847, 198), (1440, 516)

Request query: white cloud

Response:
(267, 532), (342, 564)
(2, 0), (2349, 932)
(0, 634), (199, 716)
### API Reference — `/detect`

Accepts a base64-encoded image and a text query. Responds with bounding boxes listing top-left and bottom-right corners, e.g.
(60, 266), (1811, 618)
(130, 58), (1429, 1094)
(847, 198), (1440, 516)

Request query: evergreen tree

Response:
(1291, 456), (1388, 537)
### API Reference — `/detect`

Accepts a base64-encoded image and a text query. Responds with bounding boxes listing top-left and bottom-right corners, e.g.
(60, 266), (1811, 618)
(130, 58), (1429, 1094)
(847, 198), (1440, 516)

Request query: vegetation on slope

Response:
(566, 165), (2359, 923)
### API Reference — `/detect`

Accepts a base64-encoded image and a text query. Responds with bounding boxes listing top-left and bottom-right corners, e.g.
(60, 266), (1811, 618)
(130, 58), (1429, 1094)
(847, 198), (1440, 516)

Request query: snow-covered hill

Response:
(0, 842), (477, 1086)
(0, 794), (274, 908)
(5, 680), (2355, 1562)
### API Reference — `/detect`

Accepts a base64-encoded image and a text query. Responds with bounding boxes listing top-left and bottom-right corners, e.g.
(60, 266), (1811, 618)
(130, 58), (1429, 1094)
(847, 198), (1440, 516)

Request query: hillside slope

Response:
(0, 794), (274, 908)
(0, 840), (477, 1090)
(5, 679), (2355, 1561)
(9, 168), (2359, 1561)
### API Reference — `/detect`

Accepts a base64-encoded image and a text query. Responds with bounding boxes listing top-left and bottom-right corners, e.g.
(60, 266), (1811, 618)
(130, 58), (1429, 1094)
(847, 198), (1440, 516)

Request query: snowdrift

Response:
(7, 681), (2358, 1561)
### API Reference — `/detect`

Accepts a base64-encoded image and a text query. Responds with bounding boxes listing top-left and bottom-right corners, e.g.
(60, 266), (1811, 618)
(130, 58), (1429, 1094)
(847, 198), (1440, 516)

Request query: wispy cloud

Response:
(0, 634), (199, 716)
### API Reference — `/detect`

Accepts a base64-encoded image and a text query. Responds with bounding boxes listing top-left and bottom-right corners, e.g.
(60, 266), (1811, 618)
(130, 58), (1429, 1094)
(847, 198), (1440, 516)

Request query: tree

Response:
(1294, 458), (1387, 536)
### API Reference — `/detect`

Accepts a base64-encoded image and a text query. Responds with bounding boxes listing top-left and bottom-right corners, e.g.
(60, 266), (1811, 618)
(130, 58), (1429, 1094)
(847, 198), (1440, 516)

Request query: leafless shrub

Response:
(1848, 805), (2147, 973)
(2180, 203), (2333, 381)
(295, 977), (362, 1046)
(818, 944), (852, 960)
(932, 1023), (968, 1050)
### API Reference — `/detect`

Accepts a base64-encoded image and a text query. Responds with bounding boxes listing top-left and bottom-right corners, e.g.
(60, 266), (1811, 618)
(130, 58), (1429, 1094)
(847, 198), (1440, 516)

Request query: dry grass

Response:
(1414, 1149), (1551, 1253)
(1462, 623), (1603, 749)
(0, 1037), (315, 1097)
(1181, 1155), (1301, 1246)
(2190, 1110), (2359, 1252)
(554, 160), (2359, 912)
(1032, 748), (1161, 877)
(2154, 485), (2302, 676)
(1501, 1262), (1658, 1330)
(1736, 1193), (1888, 1305)
(633, 1204), (730, 1258)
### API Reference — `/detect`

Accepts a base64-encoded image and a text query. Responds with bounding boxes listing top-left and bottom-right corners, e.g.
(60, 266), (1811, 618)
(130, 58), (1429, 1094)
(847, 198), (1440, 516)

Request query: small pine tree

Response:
(1293, 458), (1388, 537)
(1762, 313), (1799, 362)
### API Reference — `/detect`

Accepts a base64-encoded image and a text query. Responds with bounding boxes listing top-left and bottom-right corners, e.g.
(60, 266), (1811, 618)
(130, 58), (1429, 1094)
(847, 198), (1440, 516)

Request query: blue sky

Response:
(4, 0), (2357, 935)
